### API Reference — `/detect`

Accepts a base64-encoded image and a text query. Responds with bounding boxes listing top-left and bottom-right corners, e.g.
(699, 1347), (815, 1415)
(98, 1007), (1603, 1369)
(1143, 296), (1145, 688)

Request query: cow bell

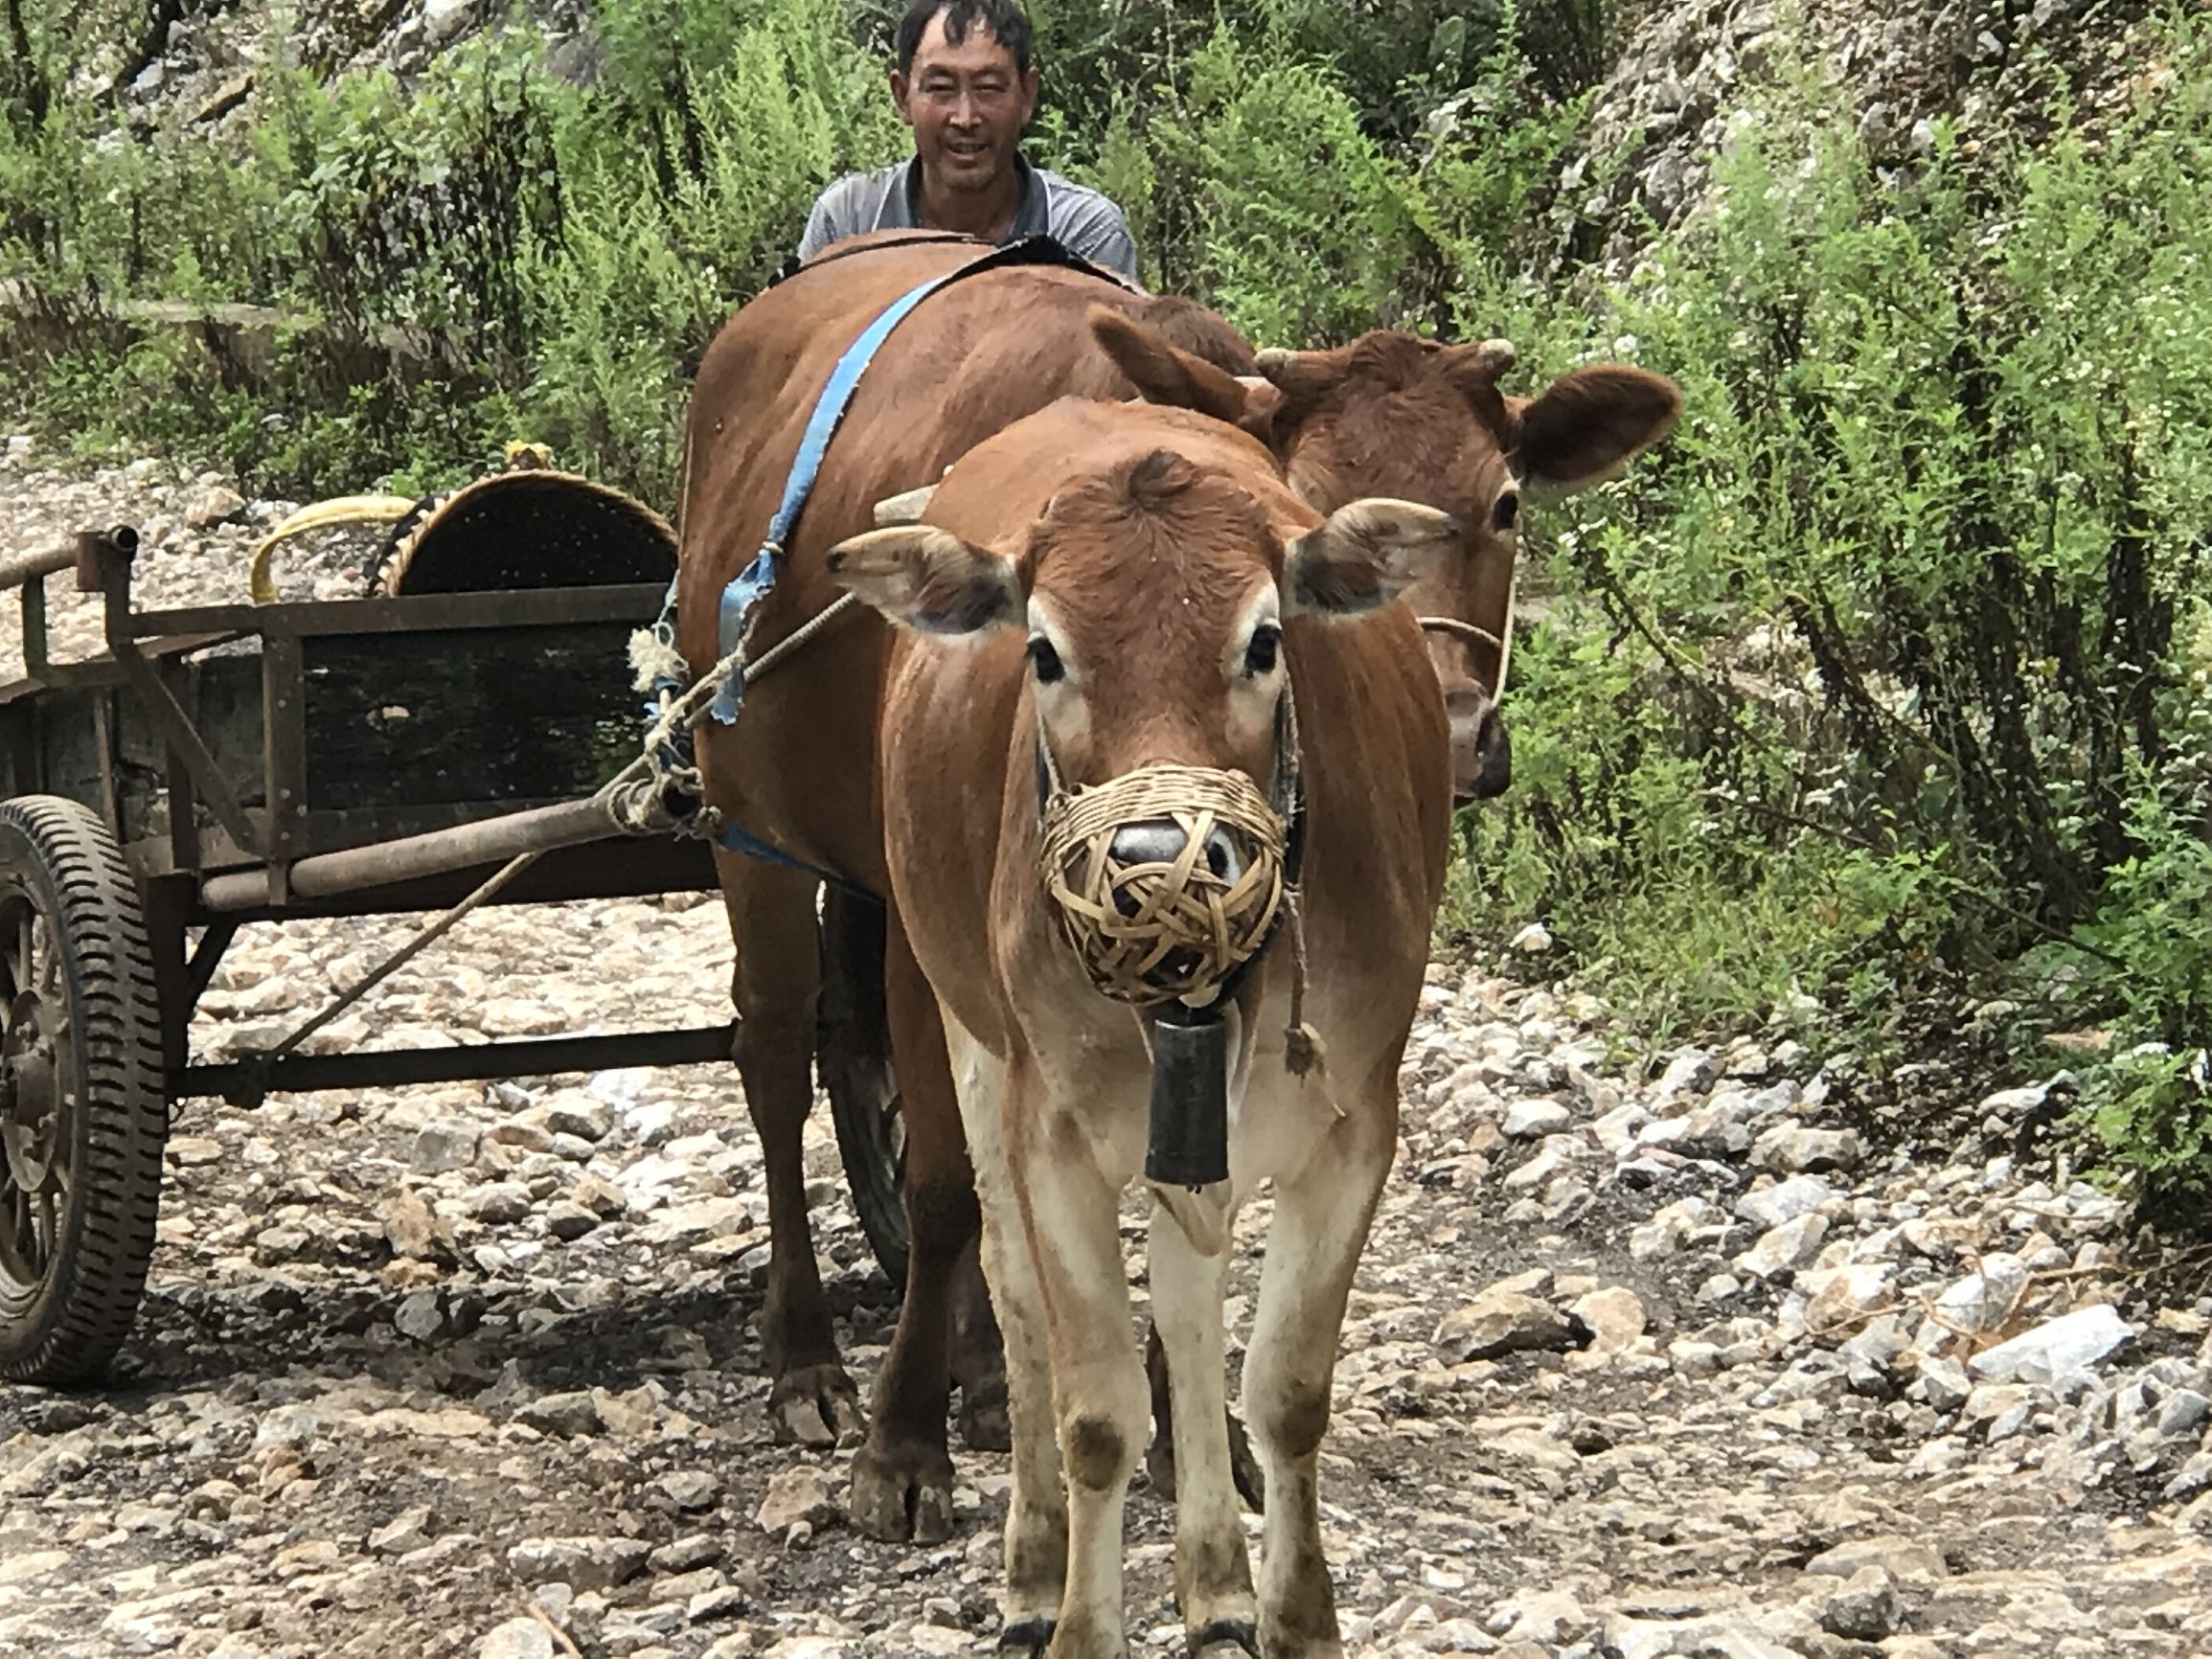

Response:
(1146, 1003), (1230, 1191)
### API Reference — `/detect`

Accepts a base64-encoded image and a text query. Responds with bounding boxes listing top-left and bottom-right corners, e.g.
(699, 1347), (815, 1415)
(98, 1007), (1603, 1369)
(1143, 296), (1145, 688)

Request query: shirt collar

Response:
(894, 152), (1042, 243)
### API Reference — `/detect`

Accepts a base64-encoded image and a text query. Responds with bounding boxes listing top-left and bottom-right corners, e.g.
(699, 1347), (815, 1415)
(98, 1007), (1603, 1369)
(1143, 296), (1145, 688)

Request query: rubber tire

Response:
(828, 1057), (909, 1290)
(0, 796), (167, 1384)
(818, 890), (910, 1288)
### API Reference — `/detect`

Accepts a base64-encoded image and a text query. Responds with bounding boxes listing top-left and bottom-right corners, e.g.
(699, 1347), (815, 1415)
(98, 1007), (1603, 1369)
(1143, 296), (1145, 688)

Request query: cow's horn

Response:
(1473, 338), (1516, 375)
(1253, 348), (1296, 380)
(873, 484), (936, 527)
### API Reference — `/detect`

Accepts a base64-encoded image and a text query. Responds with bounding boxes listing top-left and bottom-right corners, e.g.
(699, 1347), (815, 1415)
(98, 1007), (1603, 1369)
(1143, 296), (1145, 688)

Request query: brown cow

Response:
(677, 231), (1280, 1528)
(828, 387), (1457, 1656)
(676, 232), (1678, 1541)
(1239, 332), (1681, 801)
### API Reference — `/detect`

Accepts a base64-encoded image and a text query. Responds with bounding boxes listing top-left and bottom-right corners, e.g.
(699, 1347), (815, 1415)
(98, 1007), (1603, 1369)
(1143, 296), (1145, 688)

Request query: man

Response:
(797, 0), (1139, 283)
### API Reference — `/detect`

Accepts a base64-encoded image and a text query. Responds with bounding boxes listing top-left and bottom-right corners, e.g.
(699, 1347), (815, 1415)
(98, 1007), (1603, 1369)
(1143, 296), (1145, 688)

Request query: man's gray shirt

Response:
(797, 155), (1139, 283)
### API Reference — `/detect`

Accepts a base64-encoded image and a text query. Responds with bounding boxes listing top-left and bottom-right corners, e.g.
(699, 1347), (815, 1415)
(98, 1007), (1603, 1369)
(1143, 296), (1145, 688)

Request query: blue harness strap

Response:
(642, 235), (1122, 888)
(706, 268), (947, 723)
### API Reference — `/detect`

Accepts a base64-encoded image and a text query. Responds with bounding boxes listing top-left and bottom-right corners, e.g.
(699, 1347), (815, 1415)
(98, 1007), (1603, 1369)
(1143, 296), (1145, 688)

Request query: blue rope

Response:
(641, 236), (1122, 889)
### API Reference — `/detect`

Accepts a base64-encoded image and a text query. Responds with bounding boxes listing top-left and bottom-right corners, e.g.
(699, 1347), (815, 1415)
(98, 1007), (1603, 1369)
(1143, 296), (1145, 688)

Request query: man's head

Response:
(892, 1), (1038, 197)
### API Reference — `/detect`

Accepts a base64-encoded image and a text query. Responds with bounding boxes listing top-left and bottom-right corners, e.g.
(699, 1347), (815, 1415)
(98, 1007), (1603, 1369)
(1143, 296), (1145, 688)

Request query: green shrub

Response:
(9, 0), (2212, 1198)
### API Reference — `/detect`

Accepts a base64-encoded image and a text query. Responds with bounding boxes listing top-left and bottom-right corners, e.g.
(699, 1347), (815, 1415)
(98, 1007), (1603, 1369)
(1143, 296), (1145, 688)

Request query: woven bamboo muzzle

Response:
(1037, 763), (1288, 1006)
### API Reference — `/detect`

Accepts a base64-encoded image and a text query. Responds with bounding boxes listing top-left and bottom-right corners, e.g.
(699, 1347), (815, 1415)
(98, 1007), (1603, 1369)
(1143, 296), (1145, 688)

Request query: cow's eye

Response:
(1027, 636), (1065, 685)
(1243, 624), (1282, 677)
(1494, 490), (1521, 531)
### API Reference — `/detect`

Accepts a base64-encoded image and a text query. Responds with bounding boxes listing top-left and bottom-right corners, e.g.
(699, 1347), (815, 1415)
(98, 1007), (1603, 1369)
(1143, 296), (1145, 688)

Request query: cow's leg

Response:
(1149, 1196), (1258, 1653)
(1145, 1326), (1266, 1512)
(718, 852), (860, 1444)
(941, 1018), (1066, 1652)
(1242, 1088), (1393, 1659)
(850, 918), (969, 1543)
(1013, 1073), (1146, 1659)
(952, 1239), (1013, 1450)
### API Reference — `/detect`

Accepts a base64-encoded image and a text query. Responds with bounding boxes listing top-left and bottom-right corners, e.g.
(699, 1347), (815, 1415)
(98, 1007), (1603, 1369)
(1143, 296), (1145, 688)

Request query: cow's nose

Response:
(1108, 820), (1245, 886)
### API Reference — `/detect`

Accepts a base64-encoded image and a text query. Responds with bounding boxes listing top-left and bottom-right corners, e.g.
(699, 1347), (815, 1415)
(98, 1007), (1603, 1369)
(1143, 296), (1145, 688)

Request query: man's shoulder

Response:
(1031, 166), (1129, 227)
(812, 161), (909, 224)
(1029, 166), (1138, 280)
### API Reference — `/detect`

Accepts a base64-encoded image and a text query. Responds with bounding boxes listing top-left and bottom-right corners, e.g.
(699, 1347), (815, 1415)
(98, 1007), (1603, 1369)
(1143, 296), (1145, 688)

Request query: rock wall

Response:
(1545, 0), (2161, 277)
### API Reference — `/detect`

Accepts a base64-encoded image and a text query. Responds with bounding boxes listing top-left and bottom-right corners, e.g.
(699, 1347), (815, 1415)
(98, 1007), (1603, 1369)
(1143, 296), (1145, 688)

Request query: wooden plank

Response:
(302, 622), (644, 811)
(126, 582), (669, 642)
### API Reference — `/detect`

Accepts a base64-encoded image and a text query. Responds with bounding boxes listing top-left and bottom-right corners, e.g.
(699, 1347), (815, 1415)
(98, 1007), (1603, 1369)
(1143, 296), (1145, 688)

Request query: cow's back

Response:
(676, 238), (1206, 883)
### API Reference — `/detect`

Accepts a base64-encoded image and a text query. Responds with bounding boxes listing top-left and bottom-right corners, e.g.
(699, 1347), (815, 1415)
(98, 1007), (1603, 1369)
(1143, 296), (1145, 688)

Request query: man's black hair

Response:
(896, 0), (1034, 76)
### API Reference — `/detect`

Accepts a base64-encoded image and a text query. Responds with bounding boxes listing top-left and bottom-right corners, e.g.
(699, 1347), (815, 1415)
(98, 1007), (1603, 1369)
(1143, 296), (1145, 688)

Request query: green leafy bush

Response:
(7, 0), (2212, 1193)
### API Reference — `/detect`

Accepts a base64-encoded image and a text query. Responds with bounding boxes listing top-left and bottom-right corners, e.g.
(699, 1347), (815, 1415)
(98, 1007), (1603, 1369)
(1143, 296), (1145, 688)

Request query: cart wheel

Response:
(0, 797), (166, 1384)
(819, 892), (909, 1288)
(828, 1056), (909, 1289)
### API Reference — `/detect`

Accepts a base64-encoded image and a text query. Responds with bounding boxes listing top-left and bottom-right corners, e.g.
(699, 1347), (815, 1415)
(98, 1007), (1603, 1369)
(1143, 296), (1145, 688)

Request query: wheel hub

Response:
(0, 989), (61, 1194)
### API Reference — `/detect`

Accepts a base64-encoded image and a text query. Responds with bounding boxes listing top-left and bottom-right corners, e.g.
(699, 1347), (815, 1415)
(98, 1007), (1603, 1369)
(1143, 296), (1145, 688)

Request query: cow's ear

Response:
(1512, 365), (1682, 491)
(1090, 307), (1279, 439)
(826, 527), (1021, 635)
(1284, 499), (1460, 617)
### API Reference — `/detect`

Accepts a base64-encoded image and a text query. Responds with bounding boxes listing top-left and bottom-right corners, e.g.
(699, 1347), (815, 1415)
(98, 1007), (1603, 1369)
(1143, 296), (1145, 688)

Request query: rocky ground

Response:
(5, 449), (2212, 1659)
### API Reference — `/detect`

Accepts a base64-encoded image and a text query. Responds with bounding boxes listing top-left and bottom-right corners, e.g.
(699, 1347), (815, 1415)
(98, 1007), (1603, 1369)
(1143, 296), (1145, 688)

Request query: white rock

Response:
(1493, 1586), (1588, 1643)
(1979, 1082), (2050, 1118)
(1501, 1138), (1578, 1192)
(368, 1505), (434, 1556)
(755, 1466), (840, 1534)
(1969, 1304), (2135, 1384)
(1735, 1173), (1833, 1230)
(658, 1469), (719, 1511)
(1735, 1213), (1829, 1280)
(1802, 1263), (1892, 1333)
(478, 1619), (555, 1659)
(1502, 1098), (1571, 1139)
(506, 1535), (650, 1591)
(1751, 1122), (1863, 1173)
(1654, 1047), (1715, 1098)
(1509, 920), (1553, 952)
(1434, 1288), (1578, 1362)
(1569, 1286), (1647, 1353)
(412, 1117), (481, 1173)
(422, 0), (479, 46)
(1805, 1534), (1949, 1583)
(1927, 1253), (2031, 1339)
(1917, 1354), (1972, 1414)
(182, 484), (245, 528)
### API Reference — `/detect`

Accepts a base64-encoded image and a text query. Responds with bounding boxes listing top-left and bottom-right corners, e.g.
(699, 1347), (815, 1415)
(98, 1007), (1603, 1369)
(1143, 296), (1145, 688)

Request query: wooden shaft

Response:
(199, 795), (630, 912)
(0, 539), (80, 594)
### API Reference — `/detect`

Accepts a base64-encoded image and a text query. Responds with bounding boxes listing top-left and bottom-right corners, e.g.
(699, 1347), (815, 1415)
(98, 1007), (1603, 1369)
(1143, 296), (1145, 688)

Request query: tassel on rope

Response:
(1283, 888), (1328, 1082)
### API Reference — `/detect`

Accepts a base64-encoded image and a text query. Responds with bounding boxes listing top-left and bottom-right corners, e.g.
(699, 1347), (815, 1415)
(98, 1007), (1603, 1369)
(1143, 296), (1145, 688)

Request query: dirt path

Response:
(3, 455), (2209, 1659)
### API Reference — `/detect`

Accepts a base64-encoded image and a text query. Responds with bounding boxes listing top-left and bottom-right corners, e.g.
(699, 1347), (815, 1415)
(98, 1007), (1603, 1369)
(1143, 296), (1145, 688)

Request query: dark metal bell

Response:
(1146, 1006), (1230, 1190)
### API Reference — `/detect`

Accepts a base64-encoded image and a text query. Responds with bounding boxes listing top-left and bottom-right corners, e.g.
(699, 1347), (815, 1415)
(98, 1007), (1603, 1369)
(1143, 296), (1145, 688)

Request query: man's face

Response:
(891, 10), (1038, 193)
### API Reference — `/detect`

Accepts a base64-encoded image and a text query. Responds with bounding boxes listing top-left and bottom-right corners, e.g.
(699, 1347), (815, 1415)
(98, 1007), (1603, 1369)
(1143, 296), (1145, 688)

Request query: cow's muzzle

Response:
(1448, 686), (1513, 803)
(1037, 764), (1288, 1008)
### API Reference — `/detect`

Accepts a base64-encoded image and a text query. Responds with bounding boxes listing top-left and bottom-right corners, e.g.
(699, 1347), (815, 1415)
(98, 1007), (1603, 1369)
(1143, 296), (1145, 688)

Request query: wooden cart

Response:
(0, 515), (906, 1386)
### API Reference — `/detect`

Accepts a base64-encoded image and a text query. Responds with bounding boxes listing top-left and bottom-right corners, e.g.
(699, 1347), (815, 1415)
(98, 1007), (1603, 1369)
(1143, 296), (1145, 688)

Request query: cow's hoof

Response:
(1189, 1620), (1260, 1657)
(769, 1363), (864, 1447)
(849, 1434), (955, 1542)
(998, 1617), (1055, 1655)
(958, 1377), (1013, 1452)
